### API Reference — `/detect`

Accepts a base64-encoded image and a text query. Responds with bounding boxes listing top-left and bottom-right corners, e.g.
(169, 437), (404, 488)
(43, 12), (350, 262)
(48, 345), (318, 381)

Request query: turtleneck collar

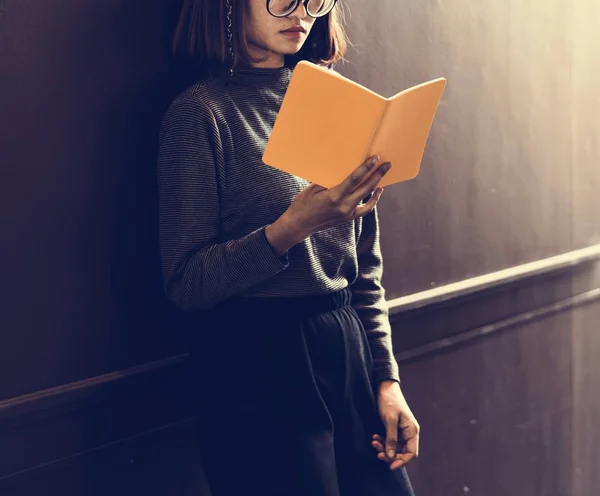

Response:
(212, 64), (293, 91)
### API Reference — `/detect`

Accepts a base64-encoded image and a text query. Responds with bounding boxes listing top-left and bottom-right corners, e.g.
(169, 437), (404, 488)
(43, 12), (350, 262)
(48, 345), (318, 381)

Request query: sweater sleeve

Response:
(157, 95), (289, 311)
(351, 206), (400, 384)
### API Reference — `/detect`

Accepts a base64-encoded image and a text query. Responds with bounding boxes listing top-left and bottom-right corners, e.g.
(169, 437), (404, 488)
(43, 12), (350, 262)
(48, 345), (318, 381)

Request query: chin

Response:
(282, 48), (303, 56)
(276, 42), (306, 56)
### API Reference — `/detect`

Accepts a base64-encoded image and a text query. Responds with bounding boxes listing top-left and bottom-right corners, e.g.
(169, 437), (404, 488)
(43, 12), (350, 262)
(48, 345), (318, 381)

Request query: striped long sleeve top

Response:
(157, 64), (399, 384)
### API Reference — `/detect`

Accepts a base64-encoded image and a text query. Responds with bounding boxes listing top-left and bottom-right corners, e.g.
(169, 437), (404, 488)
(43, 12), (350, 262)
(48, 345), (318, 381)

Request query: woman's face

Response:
(245, 0), (317, 68)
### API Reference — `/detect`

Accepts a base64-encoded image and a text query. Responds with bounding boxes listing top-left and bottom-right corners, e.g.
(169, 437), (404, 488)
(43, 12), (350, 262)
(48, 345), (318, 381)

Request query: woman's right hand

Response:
(288, 155), (391, 235)
(265, 156), (392, 256)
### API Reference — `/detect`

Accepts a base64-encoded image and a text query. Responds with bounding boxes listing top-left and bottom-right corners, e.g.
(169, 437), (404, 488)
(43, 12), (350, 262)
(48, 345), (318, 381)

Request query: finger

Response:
(372, 434), (392, 464)
(390, 437), (418, 468)
(375, 433), (417, 467)
(371, 434), (386, 455)
(377, 452), (389, 463)
(372, 433), (387, 448)
(353, 188), (383, 219)
(390, 450), (416, 470)
(348, 162), (391, 205)
(371, 439), (385, 453)
(384, 419), (399, 460)
(332, 155), (380, 199)
(372, 433), (385, 444)
(404, 430), (420, 459)
(399, 421), (420, 456)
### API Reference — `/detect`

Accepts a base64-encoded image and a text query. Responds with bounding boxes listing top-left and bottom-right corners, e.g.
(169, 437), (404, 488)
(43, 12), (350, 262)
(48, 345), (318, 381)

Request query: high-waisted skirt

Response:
(189, 287), (415, 496)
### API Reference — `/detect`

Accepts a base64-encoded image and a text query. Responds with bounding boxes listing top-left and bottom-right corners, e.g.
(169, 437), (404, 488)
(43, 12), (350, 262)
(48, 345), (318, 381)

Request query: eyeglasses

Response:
(267, 0), (338, 19)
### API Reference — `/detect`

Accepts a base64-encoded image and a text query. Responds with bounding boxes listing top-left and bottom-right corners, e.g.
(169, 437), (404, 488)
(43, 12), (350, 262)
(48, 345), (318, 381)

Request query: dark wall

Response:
(0, 0), (598, 495)
(398, 297), (600, 496)
(0, 0), (184, 401)
(338, 2), (599, 494)
(341, 0), (600, 298)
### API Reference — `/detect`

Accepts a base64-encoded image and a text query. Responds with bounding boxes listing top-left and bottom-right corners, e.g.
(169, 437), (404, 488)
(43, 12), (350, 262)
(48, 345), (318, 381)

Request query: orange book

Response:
(263, 61), (447, 189)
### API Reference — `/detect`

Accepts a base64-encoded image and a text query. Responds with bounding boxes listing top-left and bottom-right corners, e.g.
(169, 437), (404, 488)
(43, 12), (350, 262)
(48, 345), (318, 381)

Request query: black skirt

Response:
(189, 288), (415, 496)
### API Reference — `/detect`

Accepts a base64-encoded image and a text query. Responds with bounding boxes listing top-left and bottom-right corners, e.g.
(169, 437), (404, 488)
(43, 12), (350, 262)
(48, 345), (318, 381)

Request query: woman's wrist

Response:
(265, 213), (308, 256)
(378, 379), (401, 395)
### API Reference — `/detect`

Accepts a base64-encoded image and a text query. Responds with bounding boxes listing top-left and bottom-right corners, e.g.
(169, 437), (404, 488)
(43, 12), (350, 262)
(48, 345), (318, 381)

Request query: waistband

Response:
(208, 286), (353, 321)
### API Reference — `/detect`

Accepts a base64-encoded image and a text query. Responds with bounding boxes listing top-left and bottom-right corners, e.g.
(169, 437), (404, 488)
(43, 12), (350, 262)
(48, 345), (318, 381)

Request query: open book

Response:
(263, 60), (447, 189)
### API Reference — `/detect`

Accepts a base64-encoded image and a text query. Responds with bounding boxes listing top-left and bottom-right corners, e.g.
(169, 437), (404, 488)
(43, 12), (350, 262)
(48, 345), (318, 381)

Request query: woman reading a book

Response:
(157, 1), (420, 494)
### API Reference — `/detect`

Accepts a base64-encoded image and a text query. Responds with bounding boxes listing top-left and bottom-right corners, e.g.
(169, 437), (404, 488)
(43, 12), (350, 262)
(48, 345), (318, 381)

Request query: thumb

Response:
(385, 417), (399, 460)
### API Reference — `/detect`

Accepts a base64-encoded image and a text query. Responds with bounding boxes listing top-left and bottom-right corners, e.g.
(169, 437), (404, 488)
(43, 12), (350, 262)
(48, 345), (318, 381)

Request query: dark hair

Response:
(172, 0), (348, 70)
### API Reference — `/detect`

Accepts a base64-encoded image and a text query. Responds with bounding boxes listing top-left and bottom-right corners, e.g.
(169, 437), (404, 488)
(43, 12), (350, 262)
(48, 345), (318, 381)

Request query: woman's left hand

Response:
(372, 380), (420, 471)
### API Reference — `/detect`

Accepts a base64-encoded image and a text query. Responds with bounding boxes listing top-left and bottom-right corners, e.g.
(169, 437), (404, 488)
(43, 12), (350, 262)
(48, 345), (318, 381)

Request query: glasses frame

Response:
(266, 0), (338, 19)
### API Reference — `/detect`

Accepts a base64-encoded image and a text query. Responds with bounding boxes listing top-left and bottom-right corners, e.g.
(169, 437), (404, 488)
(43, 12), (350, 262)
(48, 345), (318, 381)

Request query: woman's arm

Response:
(354, 209), (421, 470)
(351, 206), (400, 385)
(157, 95), (292, 311)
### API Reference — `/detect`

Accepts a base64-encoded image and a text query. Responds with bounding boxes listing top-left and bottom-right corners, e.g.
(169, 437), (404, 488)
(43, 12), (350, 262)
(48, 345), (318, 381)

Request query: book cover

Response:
(262, 60), (447, 189)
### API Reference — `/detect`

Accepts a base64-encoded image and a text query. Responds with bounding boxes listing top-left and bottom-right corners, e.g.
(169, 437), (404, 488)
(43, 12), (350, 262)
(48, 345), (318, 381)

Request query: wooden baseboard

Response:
(395, 288), (600, 362)
(388, 244), (600, 313)
(0, 354), (188, 422)
(389, 245), (600, 356)
(0, 354), (192, 481)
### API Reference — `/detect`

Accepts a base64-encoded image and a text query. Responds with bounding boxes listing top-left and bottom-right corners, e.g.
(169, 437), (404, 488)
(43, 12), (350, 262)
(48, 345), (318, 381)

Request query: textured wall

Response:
(0, 0), (183, 400)
(340, 0), (600, 298)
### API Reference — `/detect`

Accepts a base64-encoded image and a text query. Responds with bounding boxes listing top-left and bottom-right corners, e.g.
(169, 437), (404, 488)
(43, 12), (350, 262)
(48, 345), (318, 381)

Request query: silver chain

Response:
(226, 0), (234, 74)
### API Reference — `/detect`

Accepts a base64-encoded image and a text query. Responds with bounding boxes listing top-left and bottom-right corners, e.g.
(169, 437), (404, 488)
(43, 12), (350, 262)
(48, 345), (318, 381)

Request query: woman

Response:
(157, 1), (420, 494)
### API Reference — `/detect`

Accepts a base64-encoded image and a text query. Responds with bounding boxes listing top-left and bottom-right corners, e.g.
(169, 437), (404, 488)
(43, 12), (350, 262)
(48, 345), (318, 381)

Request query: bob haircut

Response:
(172, 0), (348, 70)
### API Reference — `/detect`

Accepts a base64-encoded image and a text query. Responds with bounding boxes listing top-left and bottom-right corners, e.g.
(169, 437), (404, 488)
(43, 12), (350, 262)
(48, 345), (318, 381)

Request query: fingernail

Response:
(371, 156), (379, 165)
(382, 162), (392, 172)
(388, 450), (395, 458)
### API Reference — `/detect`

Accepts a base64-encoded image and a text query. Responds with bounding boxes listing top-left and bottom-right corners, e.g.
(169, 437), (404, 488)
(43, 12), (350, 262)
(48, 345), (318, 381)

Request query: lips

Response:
(281, 26), (306, 34)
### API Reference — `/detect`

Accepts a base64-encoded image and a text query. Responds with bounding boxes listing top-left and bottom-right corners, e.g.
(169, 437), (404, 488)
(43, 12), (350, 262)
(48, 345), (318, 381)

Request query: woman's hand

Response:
(372, 380), (420, 471)
(265, 156), (391, 255)
(289, 155), (391, 235)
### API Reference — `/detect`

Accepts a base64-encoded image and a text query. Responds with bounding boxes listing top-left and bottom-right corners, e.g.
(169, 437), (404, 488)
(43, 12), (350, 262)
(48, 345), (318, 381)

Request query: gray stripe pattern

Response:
(157, 65), (399, 383)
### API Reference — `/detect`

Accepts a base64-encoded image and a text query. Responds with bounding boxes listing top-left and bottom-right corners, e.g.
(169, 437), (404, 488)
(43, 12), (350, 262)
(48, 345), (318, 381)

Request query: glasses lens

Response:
(268, 0), (299, 17)
(268, 0), (336, 18)
(306, 0), (336, 17)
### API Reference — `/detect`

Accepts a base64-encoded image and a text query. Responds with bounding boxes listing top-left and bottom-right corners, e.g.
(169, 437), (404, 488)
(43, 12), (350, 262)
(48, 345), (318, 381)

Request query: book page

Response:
(366, 78), (446, 187)
(263, 61), (387, 189)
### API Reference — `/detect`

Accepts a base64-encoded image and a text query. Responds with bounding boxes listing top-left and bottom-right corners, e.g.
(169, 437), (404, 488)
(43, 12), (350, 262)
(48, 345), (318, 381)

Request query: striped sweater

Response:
(157, 64), (399, 384)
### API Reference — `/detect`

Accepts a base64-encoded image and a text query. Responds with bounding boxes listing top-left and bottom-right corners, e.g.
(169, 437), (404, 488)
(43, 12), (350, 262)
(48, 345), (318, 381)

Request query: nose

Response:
(288, 0), (309, 19)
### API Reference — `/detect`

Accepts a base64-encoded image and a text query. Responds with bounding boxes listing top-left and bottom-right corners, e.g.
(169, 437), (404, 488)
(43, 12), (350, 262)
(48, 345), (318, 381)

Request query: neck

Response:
(247, 43), (285, 69)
